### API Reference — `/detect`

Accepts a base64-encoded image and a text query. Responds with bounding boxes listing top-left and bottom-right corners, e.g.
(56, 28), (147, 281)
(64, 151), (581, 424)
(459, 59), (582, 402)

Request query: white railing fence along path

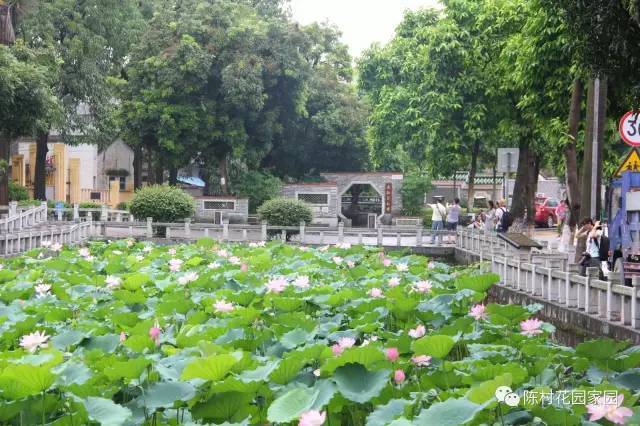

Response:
(456, 228), (640, 333)
(0, 202), (48, 233)
(98, 219), (458, 248)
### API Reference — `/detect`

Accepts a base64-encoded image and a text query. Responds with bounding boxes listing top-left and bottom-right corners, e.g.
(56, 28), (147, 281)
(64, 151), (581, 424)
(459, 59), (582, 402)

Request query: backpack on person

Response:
(499, 208), (513, 230)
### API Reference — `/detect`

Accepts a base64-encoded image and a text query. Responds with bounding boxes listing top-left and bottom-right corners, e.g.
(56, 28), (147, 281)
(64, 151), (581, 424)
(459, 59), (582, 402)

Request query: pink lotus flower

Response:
(520, 318), (543, 337)
(19, 330), (49, 353)
(229, 256), (241, 265)
(41, 240), (52, 248)
(142, 245), (153, 253)
(169, 258), (183, 272)
(293, 275), (310, 289)
(411, 355), (432, 367)
(393, 369), (406, 384)
(266, 277), (288, 293)
(346, 260), (355, 268)
(428, 261), (437, 269)
(332, 256), (343, 265)
(178, 271), (198, 286)
(396, 263), (409, 272)
(338, 337), (356, 349)
(313, 369), (321, 377)
(388, 276), (401, 287)
(168, 248), (177, 255)
(408, 324), (426, 339)
(217, 249), (229, 258)
(369, 288), (384, 298)
(112, 250), (123, 256)
(318, 245), (329, 252)
(383, 258), (392, 267)
(34, 283), (51, 298)
(469, 304), (487, 321)
(299, 410), (326, 426)
(105, 275), (121, 290)
(586, 394), (633, 424)
(240, 263), (249, 272)
(78, 247), (90, 258)
(149, 325), (161, 346)
(386, 347), (400, 361)
(249, 241), (266, 248)
(414, 280), (432, 293)
(214, 300), (235, 313)
(51, 243), (63, 252)
(335, 242), (351, 249)
(119, 331), (127, 343)
(331, 344), (344, 356)
(207, 262), (220, 269)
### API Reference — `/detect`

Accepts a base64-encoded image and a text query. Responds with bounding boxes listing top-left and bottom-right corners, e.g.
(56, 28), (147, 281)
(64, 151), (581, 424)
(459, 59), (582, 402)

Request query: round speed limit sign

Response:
(620, 111), (640, 147)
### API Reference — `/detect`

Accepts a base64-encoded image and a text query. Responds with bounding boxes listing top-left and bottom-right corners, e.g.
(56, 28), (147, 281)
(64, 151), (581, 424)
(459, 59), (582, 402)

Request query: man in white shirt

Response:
(427, 198), (447, 244)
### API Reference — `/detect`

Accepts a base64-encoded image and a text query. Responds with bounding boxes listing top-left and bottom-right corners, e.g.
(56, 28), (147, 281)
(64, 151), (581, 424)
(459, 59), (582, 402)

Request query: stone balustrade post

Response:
(9, 201), (17, 218)
(100, 205), (108, 222)
(299, 221), (306, 244)
(416, 227), (423, 247)
(184, 218), (191, 238)
(261, 221), (267, 241)
(585, 267), (599, 314)
(73, 204), (79, 221)
(222, 222), (229, 241)
(338, 222), (344, 243)
(633, 276), (640, 329)
(377, 225), (383, 246)
(146, 217), (153, 239)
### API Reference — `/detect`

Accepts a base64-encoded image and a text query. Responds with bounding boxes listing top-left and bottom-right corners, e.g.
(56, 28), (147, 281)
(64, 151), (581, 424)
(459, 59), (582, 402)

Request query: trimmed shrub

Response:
(8, 181), (29, 201)
(257, 198), (312, 226)
(117, 201), (131, 211)
(17, 199), (42, 207)
(129, 185), (195, 223)
(400, 173), (432, 216)
(79, 202), (101, 209)
(231, 170), (281, 213)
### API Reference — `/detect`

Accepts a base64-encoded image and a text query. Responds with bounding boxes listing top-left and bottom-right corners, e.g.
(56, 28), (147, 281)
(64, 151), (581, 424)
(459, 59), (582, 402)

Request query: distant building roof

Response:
(282, 181), (337, 187)
(178, 176), (205, 188)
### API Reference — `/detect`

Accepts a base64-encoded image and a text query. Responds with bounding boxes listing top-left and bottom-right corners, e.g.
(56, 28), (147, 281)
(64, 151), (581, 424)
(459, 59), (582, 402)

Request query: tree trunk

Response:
(168, 166), (178, 186)
(580, 77), (607, 221)
(154, 152), (164, 185)
(219, 156), (229, 195)
(146, 146), (155, 185)
(565, 78), (583, 229)
(34, 132), (48, 200)
(0, 132), (10, 205)
(595, 76), (608, 219)
(510, 142), (531, 220)
(526, 151), (540, 223)
(0, 5), (16, 45)
(466, 139), (480, 212)
(200, 167), (212, 196)
(133, 144), (143, 190)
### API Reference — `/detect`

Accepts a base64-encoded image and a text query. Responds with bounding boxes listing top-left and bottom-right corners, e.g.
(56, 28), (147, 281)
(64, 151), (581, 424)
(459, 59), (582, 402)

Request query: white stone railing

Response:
(98, 219), (458, 247)
(0, 202), (48, 233)
(0, 220), (92, 256)
(456, 228), (640, 332)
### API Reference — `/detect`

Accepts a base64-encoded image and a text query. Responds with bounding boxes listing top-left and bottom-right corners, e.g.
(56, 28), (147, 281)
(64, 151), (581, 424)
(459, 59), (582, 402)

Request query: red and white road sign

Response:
(620, 111), (640, 147)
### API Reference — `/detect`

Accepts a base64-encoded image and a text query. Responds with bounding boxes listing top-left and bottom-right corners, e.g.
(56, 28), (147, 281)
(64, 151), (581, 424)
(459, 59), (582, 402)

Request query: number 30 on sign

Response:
(620, 111), (640, 147)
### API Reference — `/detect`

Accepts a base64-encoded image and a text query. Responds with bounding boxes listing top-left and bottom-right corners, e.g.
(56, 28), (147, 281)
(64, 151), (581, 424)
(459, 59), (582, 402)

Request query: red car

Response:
(534, 197), (559, 227)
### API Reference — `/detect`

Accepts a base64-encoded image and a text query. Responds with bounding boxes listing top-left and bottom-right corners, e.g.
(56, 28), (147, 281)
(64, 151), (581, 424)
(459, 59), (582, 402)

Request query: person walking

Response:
(575, 218), (594, 265)
(484, 200), (496, 233)
(555, 199), (568, 236)
(445, 198), (461, 230)
(580, 221), (609, 278)
(495, 200), (511, 233)
(428, 198), (447, 244)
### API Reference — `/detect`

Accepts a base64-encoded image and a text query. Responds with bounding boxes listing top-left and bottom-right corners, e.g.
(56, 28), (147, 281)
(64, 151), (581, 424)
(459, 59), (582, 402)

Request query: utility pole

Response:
(590, 77), (600, 219)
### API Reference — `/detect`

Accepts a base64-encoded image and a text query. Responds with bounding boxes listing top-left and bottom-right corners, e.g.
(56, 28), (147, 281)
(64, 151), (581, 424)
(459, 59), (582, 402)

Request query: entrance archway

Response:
(341, 183), (382, 227)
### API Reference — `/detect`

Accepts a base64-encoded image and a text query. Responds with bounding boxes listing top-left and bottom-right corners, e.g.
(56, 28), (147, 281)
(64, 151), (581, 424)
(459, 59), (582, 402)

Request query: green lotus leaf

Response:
(366, 398), (412, 426)
(412, 335), (456, 358)
(83, 397), (132, 426)
(181, 354), (239, 381)
(267, 387), (319, 423)
(331, 363), (389, 404)
(142, 380), (196, 410)
(0, 364), (56, 398)
(321, 346), (386, 374)
(413, 398), (483, 426)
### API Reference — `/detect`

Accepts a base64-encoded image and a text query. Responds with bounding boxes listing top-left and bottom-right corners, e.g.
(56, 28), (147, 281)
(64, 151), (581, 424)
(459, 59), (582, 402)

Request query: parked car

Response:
(534, 197), (559, 227)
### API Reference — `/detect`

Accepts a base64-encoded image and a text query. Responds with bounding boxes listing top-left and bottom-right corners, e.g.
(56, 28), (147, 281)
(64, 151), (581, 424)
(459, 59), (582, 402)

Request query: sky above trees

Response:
(289, 0), (441, 56)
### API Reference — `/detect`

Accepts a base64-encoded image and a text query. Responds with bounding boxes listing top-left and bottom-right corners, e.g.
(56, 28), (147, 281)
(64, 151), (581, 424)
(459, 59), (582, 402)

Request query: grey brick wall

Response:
(320, 173), (404, 215)
(281, 184), (338, 225)
(195, 197), (249, 223)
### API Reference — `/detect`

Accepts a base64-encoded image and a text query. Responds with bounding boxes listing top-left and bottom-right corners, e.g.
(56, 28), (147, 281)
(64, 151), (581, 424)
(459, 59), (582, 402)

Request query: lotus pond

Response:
(1, 240), (640, 425)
